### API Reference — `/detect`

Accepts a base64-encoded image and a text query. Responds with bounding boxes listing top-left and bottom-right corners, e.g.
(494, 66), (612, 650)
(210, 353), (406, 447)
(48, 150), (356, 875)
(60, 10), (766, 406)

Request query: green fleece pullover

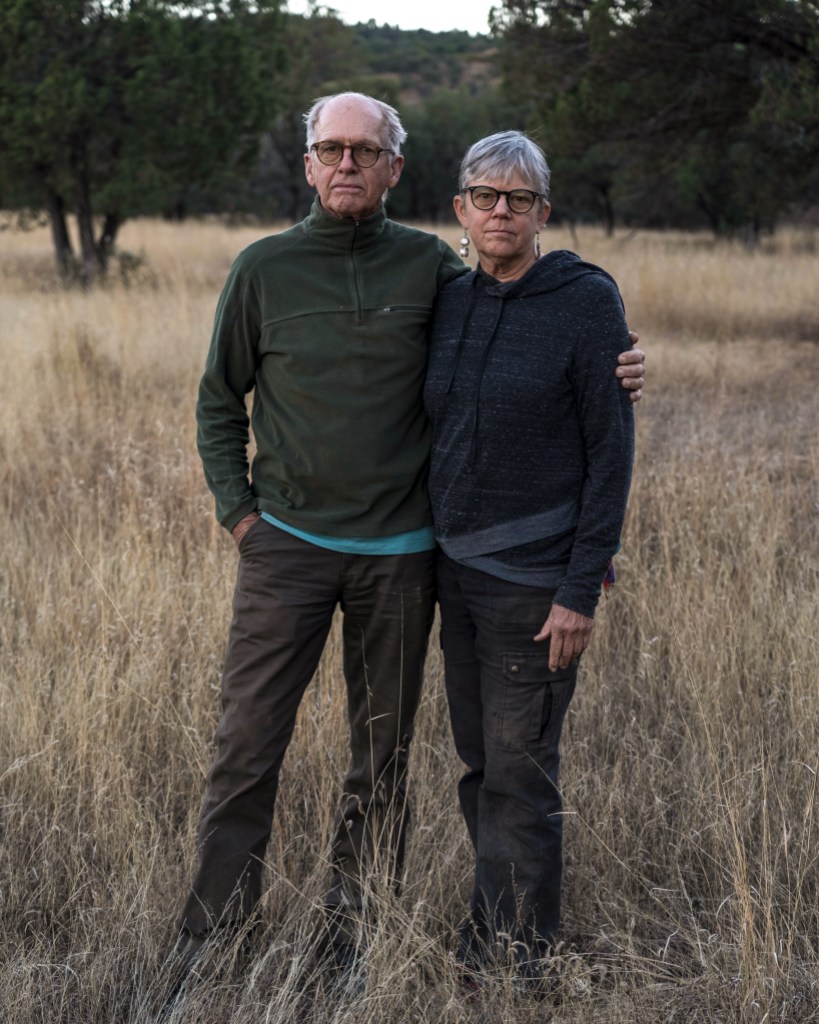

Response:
(196, 199), (466, 535)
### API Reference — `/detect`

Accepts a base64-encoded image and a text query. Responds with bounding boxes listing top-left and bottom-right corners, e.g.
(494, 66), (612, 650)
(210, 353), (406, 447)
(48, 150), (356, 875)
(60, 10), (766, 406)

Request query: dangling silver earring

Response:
(534, 232), (541, 258)
(459, 229), (470, 259)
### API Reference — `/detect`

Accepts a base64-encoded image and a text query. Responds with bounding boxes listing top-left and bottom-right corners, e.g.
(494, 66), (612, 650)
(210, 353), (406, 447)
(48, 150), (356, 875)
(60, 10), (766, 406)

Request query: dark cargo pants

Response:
(436, 552), (577, 964)
(179, 520), (435, 940)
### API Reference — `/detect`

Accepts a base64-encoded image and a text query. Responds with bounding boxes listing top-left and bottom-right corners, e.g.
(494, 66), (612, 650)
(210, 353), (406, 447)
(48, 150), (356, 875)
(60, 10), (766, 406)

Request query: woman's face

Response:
(454, 177), (551, 268)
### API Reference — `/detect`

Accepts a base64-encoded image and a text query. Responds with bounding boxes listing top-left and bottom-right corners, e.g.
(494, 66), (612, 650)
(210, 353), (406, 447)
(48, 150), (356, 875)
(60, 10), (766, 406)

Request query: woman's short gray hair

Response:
(459, 130), (551, 200)
(304, 92), (408, 155)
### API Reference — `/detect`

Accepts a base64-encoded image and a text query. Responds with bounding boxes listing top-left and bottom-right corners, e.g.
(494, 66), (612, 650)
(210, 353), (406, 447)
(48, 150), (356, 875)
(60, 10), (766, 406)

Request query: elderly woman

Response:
(424, 131), (634, 979)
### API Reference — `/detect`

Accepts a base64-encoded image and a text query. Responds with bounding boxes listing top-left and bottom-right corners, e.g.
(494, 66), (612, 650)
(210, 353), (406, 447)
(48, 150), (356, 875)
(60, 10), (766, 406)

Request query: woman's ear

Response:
(453, 193), (467, 228)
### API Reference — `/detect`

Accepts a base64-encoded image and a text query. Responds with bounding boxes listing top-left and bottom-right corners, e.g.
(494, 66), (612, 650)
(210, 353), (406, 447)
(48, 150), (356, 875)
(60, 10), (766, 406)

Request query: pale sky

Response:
(287, 0), (496, 36)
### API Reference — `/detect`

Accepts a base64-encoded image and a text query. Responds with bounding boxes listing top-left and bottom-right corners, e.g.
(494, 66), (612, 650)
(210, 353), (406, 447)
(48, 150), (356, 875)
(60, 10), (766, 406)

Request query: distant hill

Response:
(349, 23), (500, 105)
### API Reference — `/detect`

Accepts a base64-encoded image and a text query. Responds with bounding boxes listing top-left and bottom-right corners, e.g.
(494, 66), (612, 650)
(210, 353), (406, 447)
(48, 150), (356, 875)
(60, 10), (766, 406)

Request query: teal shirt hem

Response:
(260, 513), (436, 555)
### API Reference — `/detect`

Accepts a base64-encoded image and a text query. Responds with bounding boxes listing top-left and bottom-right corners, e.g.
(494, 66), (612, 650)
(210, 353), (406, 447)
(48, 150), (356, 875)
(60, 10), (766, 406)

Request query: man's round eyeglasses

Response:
(464, 186), (545, 213)
(311, 141), (393, 168)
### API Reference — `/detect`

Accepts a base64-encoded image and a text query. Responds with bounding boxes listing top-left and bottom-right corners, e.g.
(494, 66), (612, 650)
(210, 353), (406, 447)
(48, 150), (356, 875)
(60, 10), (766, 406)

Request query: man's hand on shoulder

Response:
(617, 330), (645, 403)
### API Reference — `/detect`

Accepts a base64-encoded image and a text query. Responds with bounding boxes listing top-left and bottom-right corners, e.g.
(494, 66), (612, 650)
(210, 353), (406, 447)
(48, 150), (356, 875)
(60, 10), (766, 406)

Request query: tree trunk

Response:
(739, 210), (761, 251)
(72, 146), (103, 286)
(75, 170), (98, 286)
(697, 191), (722, 237)
(97, 212), (120, 273)
(288, 179), (302, 222)
(599, 185), (615, 238)
(42, 185), (74, 278)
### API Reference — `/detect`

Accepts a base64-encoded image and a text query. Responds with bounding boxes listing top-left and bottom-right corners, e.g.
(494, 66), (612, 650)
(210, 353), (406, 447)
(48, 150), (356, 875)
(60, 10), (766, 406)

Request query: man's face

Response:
(304, 96), (404, 220)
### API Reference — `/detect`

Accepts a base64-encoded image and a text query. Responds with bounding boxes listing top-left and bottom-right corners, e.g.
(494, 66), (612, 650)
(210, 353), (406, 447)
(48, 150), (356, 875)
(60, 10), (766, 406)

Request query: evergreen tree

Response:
(0, 0), (286, 281)
(496, 0), (819, 235)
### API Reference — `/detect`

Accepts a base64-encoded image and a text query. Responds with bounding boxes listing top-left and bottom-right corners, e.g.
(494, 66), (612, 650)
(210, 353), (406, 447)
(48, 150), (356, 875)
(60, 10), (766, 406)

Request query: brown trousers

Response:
(179, 520), (435, 940)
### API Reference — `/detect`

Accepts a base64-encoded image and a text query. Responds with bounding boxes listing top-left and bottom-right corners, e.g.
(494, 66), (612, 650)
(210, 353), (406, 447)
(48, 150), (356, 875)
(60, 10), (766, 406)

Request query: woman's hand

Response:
(534, 603), (594, 671)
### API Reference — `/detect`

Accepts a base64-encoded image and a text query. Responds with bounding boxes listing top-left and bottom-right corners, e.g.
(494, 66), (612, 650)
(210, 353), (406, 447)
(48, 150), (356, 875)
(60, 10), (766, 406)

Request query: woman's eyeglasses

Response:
(464, 186), (545, 213)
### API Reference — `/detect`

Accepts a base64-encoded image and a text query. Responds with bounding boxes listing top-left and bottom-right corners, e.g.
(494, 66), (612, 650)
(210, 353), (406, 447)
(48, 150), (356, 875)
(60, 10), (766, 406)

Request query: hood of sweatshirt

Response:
(476, 247), (618, 298)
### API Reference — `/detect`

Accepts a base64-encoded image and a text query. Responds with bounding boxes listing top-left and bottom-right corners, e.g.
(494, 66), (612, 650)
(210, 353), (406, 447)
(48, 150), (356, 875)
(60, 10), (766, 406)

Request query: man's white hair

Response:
(304, 92), (407, 154)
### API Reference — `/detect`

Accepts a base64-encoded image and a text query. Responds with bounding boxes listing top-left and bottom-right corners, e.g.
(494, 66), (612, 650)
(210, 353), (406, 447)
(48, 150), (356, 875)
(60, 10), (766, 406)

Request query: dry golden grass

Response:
(1, 215), (817, 1023)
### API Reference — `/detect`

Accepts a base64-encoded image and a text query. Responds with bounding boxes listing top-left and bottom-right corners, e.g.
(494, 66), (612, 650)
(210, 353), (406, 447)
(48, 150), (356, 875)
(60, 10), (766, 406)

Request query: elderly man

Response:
(173, 92), (645, 978)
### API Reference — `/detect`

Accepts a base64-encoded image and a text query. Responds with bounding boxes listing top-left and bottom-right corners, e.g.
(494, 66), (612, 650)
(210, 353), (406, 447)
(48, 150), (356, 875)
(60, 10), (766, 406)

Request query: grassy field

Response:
(1, 216), (817, 1023)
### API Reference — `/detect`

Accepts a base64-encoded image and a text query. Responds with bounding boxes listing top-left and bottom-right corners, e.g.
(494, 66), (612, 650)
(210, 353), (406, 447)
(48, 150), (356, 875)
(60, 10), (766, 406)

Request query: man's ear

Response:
(388, 154), (405, 189)
(304, 152), (315, 188)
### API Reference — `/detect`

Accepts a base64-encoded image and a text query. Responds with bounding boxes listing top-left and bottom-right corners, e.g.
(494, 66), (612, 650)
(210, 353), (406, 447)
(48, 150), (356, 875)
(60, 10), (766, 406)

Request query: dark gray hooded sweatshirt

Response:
(423, 249), (635, 619)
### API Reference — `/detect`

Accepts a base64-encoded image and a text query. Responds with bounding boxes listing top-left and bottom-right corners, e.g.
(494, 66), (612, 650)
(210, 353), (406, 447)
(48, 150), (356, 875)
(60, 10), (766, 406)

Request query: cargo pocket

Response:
(497, 653), (576, 750)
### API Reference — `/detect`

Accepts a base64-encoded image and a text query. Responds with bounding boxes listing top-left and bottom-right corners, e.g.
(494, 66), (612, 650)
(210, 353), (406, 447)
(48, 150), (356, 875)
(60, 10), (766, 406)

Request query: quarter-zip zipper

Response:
(351, 220), (364, 325)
